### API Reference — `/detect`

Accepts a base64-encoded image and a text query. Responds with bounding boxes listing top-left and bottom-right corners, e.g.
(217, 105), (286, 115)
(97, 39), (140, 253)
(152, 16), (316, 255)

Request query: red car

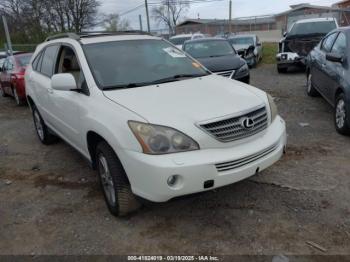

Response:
(0, 52), (33, 105)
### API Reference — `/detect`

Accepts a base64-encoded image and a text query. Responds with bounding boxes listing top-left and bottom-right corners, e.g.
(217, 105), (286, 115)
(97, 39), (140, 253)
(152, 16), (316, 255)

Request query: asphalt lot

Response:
(0, 64), (350, 255)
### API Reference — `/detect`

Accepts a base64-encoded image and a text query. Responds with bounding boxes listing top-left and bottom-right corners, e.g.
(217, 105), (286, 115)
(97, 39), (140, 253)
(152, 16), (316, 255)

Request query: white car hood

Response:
(233, 44), (251, 51)
(103, 74), (265, 126)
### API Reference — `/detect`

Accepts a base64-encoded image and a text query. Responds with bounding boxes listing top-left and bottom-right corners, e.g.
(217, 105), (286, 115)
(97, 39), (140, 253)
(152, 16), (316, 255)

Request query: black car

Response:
(306, 27), (350, 135)
(277, 18), (338, 73)
(183, 38), (250, 84)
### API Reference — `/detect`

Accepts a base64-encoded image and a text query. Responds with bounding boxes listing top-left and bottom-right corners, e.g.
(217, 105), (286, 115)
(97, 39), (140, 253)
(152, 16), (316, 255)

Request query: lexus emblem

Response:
(241, 117), (255, 129)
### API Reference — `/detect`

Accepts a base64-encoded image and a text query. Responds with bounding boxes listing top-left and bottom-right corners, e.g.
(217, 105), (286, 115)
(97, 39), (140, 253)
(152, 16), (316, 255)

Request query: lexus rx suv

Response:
(25, 32), (287, 217)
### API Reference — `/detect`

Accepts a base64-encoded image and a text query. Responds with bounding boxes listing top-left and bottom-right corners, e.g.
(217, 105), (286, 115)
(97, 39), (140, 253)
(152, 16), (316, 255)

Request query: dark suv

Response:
(277, 18), (338, 73)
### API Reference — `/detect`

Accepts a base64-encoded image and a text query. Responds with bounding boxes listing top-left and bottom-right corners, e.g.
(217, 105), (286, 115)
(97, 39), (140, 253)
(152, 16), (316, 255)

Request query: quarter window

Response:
(321, 33), (338, 52)
(40, 45), (59, 77)
(32, 51), (43, 71)
(331, 33), (347, 54)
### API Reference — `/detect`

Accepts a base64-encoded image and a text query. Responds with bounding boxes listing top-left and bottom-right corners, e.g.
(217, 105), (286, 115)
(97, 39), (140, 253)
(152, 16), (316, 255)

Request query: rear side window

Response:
(321, 33), (338, 52)
(331, 33), (347, 54)
(40, 45), (59, 77)
(32, 52), (43, 71)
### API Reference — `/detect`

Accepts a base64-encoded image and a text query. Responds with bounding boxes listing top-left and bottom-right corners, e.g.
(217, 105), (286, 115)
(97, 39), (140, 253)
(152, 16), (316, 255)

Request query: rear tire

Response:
(335, 93), (350, 136)
(277, 66), (288, 73)
(306, 73), (319, 97)
(32, 105), (58, 145)
(96, 141), (141, 217)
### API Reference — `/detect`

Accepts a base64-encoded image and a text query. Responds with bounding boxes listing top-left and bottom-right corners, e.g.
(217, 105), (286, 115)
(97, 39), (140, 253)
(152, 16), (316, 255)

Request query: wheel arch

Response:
(26, 95), (35, 110)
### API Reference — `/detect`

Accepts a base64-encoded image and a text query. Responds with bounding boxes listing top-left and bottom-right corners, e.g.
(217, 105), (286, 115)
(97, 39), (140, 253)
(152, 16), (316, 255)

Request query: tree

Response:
(103, 14), (131, 32)
(152, 0), (189, 35)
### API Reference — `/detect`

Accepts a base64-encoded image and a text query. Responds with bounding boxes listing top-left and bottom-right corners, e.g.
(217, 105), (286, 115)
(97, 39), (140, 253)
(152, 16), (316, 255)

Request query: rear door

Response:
(313, 32), (338, 95)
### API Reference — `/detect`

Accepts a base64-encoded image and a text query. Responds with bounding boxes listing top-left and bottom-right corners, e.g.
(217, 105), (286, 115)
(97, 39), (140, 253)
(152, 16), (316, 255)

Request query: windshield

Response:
(83, 39), (209, 89)
(16, 54), (32, 67)
(229, 37), (254, 46)
(184, 40), (236, 58)
(289, 21), (337, 36)
(169, 37), (192, 46)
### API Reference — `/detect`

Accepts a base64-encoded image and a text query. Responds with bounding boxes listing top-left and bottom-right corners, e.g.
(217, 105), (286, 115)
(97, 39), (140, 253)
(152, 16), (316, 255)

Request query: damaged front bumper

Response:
(276, 52), (306, 67)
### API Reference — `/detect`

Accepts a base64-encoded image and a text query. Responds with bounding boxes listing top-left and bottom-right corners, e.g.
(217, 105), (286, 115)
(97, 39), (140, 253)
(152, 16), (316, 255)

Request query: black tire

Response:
(32, 105), (58, 145)
(96, 141), (141, 217)
(0, 86), (7, 97)
(335, 93), (350, 136)
(277, 66), (288, 73)
(306, 72), (319, 97)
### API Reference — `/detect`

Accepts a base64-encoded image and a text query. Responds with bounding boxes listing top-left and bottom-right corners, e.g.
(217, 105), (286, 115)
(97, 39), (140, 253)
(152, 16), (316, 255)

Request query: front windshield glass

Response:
(289, 21), (337, 36)
(184, 40), (235, 58)
(83, 39), (208, 89)
(169, 37), (192, 46)
(229, 37), (254, 46)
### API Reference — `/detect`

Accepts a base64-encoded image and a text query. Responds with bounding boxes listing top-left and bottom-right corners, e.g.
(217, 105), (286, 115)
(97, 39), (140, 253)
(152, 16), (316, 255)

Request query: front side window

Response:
(83, 39), (209, 89)
(331, 32), (347, 54)
(289, 21), (337, 36)
(321, 33), (338, 52)
(184, 40), (236, 58)
(40, 45), (59, 77)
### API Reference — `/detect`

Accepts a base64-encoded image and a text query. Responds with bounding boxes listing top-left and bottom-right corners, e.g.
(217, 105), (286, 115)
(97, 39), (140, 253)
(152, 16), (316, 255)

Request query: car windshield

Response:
(289, 21), (337, 36)
(184, 40), (236, 58)
(169, 37), (192, 46)
(229, 37), (254, 46)
(16, 54), (32, 67)
(83, 39), (209, 89)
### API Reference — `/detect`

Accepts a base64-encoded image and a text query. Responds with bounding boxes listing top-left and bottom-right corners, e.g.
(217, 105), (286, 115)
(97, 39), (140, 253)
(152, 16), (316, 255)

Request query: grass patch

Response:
(262, 42), (278, 64)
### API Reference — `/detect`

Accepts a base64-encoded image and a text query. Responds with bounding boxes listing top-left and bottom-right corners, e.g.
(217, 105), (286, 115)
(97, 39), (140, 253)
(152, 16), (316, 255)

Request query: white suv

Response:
(25, 32), (287, 216)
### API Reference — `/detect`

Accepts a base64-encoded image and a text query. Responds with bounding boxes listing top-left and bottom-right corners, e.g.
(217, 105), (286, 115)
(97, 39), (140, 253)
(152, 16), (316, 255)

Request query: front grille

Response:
(199, 106), (268, 142)
(215, 142), (279, 172)
(216, 70), (235, 78)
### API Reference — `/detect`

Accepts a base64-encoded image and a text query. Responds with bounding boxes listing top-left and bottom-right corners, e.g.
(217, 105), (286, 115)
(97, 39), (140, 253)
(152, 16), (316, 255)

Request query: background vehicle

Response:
(183, 38), (250, 83)
(0, 52), (33, 105)
(25, 32), (286, 217)
(306, 27), (350, 135)
(169, 34), (193, 49)
(276, 17), (338, 73)
(228, 34), (263, 68)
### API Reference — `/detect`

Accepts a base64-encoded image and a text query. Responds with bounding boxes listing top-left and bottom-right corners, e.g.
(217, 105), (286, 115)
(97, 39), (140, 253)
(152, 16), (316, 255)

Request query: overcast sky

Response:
(100, 0), (341, 30)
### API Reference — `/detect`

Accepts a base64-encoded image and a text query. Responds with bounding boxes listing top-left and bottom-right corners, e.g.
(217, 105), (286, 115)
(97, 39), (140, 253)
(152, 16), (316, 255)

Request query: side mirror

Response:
(283, 31), (287, 37)
(51, 73), (78, 91)
(326, 53), (344, 63)
(256, 42), (262, 47)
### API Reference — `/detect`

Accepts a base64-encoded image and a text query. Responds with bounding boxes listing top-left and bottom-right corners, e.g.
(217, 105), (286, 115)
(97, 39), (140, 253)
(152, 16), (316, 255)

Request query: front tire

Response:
(32, 105), (58, 144)
(306, 73), (319, 97)
(335, 93), (350, 136)
(96, 141), (141, 217)
(277, 65), (287, 73)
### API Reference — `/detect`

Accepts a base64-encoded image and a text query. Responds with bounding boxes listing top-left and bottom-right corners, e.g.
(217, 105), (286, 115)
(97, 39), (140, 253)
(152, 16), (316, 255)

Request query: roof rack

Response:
(45, 30), (152, 42)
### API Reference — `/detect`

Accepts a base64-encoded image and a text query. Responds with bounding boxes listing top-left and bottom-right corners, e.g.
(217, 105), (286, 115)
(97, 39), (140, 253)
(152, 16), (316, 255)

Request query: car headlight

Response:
(128, 121), (200, 154)
(236, 63), (249, 75)
(267, 94), (278, 122)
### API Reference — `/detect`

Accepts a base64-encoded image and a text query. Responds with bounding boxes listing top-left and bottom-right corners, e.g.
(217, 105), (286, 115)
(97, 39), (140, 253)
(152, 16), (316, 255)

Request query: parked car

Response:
(25, 32), (286, 217)
(306, 27), (350, 135)
(0, 52), (33, 105)
(0, 58), (5, 69)
(276, 17), (338, 73)
(228, 34), (263, 68)
(183, 38), (250, 83)
(169, 34), (193, 49)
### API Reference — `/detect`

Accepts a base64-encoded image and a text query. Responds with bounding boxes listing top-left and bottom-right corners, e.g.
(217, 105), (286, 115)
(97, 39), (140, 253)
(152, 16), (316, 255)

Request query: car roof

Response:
(184, 37), (227, 44)
(295, 17), (337, 24)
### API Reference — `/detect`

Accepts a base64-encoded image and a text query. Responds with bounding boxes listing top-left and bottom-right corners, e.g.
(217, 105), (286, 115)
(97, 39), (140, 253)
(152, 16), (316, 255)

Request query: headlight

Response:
(267, 94), (278, 122)
(236, 63), (249, 75)
(128, 121), (200, 154)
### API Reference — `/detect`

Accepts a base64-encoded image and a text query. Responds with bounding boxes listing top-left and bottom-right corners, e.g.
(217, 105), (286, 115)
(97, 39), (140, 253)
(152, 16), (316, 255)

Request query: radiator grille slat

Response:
(200, 107), (268, 142)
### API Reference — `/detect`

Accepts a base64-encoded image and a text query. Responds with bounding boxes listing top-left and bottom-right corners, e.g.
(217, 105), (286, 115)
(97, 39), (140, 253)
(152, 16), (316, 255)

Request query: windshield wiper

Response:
(102, 73), (208, 90)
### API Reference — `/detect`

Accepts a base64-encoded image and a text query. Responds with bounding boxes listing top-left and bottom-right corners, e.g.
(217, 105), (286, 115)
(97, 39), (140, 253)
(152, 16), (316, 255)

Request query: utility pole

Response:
(229, 0), (232, 33)
(167, 0), (171, 36)
(145, 0), (151, 32)
(139, 15), (143, 31)
(2, 16), (13, 56)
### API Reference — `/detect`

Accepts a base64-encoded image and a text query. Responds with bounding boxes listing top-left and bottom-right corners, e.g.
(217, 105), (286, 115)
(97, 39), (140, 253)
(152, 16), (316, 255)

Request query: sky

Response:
(100, 0), (341, 30)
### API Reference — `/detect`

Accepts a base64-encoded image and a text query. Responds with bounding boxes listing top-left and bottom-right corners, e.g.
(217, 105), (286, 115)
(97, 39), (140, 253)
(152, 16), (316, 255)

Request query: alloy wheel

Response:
(307, 74), (312, 93)
(98, 154), (116, 206)
(336, 99), (346, 129)
(34, 110), (44, 141)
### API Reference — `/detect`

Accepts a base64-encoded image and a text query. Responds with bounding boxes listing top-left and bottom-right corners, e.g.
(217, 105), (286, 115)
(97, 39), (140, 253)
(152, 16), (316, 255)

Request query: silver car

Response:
(228, 34), (263, 67)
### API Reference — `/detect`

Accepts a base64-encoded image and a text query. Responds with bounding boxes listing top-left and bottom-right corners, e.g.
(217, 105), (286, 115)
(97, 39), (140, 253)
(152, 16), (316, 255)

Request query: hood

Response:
(283, 34), (324, 56)
(196, 54), (245, 72)
(103, 74), (264, 128)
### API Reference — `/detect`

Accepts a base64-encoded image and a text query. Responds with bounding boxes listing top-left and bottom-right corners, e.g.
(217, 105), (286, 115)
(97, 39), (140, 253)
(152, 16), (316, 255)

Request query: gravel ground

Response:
(0, 64), (350, 256)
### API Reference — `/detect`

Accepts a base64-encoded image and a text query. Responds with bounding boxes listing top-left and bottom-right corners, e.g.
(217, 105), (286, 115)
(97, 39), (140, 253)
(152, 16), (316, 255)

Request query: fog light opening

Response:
(167, 175), (178, 187)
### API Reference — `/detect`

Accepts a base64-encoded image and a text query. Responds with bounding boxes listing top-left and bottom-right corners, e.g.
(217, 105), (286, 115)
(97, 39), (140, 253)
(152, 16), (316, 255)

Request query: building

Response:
(176, 3), (350, 38)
